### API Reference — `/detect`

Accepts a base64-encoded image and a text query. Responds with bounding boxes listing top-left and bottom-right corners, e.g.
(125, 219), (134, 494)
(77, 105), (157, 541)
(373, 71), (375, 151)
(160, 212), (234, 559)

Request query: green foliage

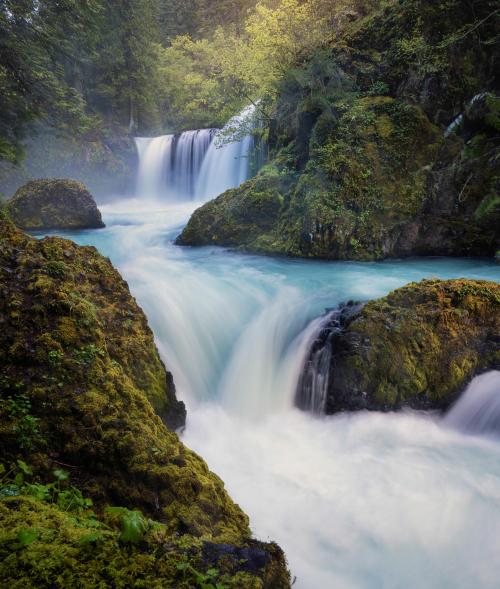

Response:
(73, 344), (105, 366)
(0, 461), (93, 515)
(106, 507), (149, 544)
(0, 394), (42, 451)
(177, 559), (228, 589)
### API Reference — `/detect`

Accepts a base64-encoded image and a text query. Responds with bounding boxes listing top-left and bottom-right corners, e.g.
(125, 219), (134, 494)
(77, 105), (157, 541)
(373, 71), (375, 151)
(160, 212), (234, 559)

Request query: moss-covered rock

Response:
(179, 0), (500, 260)
(315, 279), (500, 413)
(6, 179), (105, 230)
(0, 218), (291, 587)
(0, 495), (289, 589)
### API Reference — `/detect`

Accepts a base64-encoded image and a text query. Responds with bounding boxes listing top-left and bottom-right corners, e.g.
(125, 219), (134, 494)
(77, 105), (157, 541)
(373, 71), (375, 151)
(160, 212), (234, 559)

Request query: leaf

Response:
(0, 464), (6, 475)
(25, 483), (51, 502)
(0, 484), (21, 498)
(16, 460), (32, 475)
(119, 509), (147, 544)
(106, 507), (148, 544)
(53, 468), (70, 482)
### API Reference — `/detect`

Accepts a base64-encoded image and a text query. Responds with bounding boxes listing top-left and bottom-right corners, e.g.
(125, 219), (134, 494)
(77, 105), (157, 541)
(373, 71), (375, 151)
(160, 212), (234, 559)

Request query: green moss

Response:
(0, 219), (291, 587)
(0, 495), (287, 589)
(178, 0), (499, 260)
(6, 179), (105, 230)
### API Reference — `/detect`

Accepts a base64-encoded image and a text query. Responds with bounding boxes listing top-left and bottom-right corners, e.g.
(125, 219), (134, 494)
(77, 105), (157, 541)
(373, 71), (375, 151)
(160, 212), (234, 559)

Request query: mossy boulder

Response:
(0, 218), (291, 587)
(179, 0), (499, 260)
(178, 175), (285, 249)
(316, 279), (500, 413)
(6, 179), (105, 230)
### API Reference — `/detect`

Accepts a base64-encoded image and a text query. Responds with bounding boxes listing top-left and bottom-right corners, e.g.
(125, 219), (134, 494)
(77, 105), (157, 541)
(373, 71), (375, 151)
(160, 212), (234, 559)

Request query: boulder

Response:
(299, 279), (500, 413)
(6, 178), (105, 230)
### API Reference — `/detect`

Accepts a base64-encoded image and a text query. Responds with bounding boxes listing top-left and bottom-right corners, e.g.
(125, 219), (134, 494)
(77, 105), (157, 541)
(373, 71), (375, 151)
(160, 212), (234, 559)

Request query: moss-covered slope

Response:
(321, 279), (500, 413)
(0, 495), (288, 589)
(179, 0), (499, 259)
(6, 179), (105, 230)
(0, 218), (290, 587)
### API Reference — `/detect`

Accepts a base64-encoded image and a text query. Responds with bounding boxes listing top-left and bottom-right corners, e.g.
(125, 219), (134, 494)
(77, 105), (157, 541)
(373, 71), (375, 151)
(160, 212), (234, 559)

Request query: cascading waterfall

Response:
(295, 310), (340, 414)
(444, 371), (500, 435)
(50, 202), (500, 589)
(135, 129), (215, 201)
(134, 105), (257, 202)
(195, 105), (257, 201)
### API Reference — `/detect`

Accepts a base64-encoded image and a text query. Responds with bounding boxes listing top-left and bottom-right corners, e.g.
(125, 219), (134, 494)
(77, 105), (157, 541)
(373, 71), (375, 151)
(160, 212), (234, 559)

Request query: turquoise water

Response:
(46, 199), (500, 589)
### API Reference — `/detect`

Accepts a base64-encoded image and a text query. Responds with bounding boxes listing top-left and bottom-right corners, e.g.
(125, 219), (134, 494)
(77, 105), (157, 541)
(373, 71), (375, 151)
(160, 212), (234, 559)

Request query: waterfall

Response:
(135, 134), (175, 200)
(295, 309), (341, 413)
(135, 105), (257, 202)
(444, 371), (500, 435)
(135, 129), (215, 201)
(195, 104), (256, 202)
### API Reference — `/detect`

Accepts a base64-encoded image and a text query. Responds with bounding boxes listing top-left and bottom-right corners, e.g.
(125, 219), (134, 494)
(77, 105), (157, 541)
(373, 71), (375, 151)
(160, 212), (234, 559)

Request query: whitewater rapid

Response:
(51, 201), (500, 589)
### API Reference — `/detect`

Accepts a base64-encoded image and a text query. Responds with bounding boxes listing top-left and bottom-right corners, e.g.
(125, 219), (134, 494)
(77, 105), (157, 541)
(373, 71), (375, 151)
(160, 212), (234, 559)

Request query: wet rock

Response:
(6, 178), (105, 230)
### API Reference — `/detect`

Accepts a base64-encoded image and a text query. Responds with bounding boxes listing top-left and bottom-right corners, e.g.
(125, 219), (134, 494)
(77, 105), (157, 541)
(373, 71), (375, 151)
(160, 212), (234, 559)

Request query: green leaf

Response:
(25, 483), (51, 502)
(106, 507), (148, 544)
(53, 468), (70, 482)
(119, 510), (147, 544)
(0, 484), (21, 498)
(0, 464), (6, 475)
(16, 460), (32, 475)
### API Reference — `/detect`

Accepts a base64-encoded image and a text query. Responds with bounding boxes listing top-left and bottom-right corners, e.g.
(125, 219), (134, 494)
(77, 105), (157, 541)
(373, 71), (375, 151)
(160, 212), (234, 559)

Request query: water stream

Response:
(43, 107), (500, 589)
(53, 200), (500, 589)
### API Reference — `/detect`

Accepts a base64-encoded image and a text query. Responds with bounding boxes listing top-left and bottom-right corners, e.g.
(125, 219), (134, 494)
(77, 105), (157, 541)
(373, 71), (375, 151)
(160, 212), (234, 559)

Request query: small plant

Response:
(0, 462), (93, 514)
(176, 560), (227, 589)
(48, 349), (65, 365)
(106, 507), (148, 544)
(74, 344), (104, 366)
(1, 393), (43, 450)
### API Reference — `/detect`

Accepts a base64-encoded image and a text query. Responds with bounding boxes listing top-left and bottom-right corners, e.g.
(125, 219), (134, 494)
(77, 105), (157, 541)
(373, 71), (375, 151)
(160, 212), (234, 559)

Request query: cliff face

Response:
(179, 0), (499, 259)
(304, 279), (500, 413)
(0, 217), (290, 588)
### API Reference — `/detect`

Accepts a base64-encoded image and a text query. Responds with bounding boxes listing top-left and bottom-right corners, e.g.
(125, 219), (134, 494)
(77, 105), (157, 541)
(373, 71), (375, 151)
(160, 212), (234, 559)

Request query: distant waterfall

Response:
(444, 371), (500, 435)
(135, 105), (257, 202)
(135, 129), (215, 201)
(195, 105), (256, 202)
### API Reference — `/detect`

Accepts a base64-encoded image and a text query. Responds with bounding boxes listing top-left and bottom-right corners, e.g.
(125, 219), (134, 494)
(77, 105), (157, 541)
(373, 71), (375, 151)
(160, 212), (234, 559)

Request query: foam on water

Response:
(52, 202), (500, 589)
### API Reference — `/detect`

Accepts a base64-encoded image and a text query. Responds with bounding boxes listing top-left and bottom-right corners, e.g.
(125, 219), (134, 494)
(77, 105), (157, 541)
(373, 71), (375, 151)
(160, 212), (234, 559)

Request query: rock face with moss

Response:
(179, 0), (499, 259)
(0, 218), (290, 588)
(6, 179), (105, 230)
(303, 279), (500, 414)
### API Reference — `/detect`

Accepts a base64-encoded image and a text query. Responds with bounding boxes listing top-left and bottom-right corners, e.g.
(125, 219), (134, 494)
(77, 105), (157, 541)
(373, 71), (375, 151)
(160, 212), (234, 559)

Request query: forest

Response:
(0, 1), (499, 588)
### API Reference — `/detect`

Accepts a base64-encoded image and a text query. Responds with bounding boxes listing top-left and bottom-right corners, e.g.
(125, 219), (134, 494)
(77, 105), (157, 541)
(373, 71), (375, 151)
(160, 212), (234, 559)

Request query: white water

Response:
(48, 202), (500, 589)
(445, 371), (500, 436)
(195, 104), (256, 201)
(135, 105), (256, 202)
